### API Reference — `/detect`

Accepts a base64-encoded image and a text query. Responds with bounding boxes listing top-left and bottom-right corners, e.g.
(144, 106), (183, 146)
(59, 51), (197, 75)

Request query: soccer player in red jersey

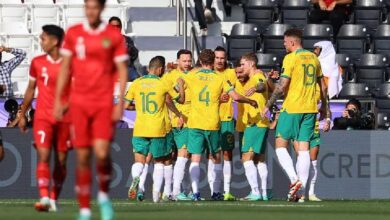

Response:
(54, 0), (128, 219)
(18, 25), (70, 212)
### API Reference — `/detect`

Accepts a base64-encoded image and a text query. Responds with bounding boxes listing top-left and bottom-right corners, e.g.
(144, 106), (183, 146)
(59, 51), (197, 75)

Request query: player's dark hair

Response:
(214, 46), (226, 53)
(149, 56), (166, 69)
(199, 49), (215, 66)
(346, 98), (362, 111)
(177, 49), (192, 59)
(84, 0), (106, 6)
(42, 24), (65, 46)
(109, 16), (122, 29)
(284, 28), (302, 42)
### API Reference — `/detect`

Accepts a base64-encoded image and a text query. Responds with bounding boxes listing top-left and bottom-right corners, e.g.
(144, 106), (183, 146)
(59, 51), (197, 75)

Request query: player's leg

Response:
(49, 122), (71, 211)
(172, 127), (190, 200)
(187, 129), (205, 201)
(255, 154), (269, 201)
(137, 153), (151, 201)
(33, 120), (54, 211)
(208, 130), (223, 201)
(162, 132), (174, 201)
(308, 145), (321, 201)
(295, 113), (316, 202)
(130, 137), (149, 199)
(274, 112), (301, 200)
(150, 137), (170, 203)
(220, 120), (236, 200)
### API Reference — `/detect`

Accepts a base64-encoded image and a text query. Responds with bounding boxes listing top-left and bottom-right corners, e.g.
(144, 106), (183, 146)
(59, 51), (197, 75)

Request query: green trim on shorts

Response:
(275, 111), (316, 142)
(220, 120), (235, 151)
(132, 136), (169, 158)
(241, 126), (268, 154)
(187, 128), (220, 155)
(173, 127), (189, 150)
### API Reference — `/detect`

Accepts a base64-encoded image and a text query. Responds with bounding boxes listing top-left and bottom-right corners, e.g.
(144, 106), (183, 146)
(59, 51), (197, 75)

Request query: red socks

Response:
(37, 162), (50, 198)
(97, 163), (112, 193)
(50, 165), (67, 200)
(76, 168), (92, 209)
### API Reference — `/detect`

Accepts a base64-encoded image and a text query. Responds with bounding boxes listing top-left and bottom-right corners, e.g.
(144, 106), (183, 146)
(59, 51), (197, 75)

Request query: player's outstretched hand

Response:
(18, 116), (28, 133)
(220, 93), (229, 103)
(261, 107), (269, 118)
(249, 100), (258, 108)
(53, 102), (63, 121)
(177, 115), (185, 129)
(112, 104), (123, 122)
(245, 87), (257, 97)
(268, 69), (280, 79)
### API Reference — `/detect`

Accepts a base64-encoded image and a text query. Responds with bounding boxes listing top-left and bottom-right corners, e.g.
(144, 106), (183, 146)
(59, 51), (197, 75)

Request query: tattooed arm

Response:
(261, 77), (290, 117)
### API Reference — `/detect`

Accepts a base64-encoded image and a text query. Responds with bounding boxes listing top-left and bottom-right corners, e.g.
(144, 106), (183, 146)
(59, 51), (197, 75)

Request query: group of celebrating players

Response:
(14, 0), (332, 220)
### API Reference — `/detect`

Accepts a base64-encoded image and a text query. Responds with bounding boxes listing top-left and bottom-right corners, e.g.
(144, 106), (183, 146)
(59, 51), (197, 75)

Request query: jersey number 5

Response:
(199, 85), (210, 106)
(140, 92), (157, 114)
(302, 64), (316, 86)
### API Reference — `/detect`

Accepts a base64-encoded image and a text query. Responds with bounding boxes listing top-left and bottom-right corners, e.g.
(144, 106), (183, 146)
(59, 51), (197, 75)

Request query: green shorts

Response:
(238, 132), (244, 152)
(132, 136), (170, 159)
(172, 127), (188, 150)
(276, 111), (316, 142)
(310, 120), (321, 148)
(166, 131), (175, 152)
(187, 128), (221, 156)
(220, 120), (235, 151)
(242, 126), (268, 154)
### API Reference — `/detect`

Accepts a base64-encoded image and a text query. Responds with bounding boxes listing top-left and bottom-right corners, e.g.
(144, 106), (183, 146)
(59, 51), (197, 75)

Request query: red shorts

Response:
(33, 119), (72, 152)
(70, 103), (114, 147)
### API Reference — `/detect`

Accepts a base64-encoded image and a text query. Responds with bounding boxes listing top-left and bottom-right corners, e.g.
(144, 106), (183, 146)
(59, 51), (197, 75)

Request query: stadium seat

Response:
(355, 54), (388, 92)
(262, 23), (292, 58)
(353, 0), (385, 33)
(226, 23), (261, 62)
(302, 24), (333, 50)
(373, 83), (390, 99)
(376, 99), (390, 113)
(31, 5), (61, 34)
(336, 53), (354, 83)
(338, 83), (371, 99)
(63, 5), (85, 29)
(0, 22), (29, 35)
(0, 0), (23, 4)
(373, 24), (390, 57)
(24, 0), (55, 4)
(255, 53), (281, 73)
(244, 0), (279, 29)
(336, 24), (369, 60)
(102, 5), (125, 25)
(376, 112), (390, 129)
(281, 0), (310, 28)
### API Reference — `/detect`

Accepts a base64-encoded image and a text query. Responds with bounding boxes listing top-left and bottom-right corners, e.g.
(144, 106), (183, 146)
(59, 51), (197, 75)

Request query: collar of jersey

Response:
(295, 48), (307, 54)
(143, 74), (160, 79)
(82, 21), (107, 35)
(198, 69), (215, 74)
(46, 55), (62, 64)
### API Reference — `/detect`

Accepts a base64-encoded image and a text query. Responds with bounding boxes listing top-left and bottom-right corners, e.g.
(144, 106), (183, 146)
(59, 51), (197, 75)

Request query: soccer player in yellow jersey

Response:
(183, 49), (258, 201)
(261, 29), (331, 202)
(125, 56), (185, 203)
(212, 46), (238, 201)
(161, 49), (193, 201)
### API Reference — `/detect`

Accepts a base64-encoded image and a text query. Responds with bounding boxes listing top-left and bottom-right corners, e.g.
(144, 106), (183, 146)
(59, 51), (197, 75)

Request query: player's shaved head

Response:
(149, 56), (165, 69)
(284, 28), (303, 53)
(199, 49), (215, 66)
(85, 0), (106, 6)
(284, 28), (302, 43)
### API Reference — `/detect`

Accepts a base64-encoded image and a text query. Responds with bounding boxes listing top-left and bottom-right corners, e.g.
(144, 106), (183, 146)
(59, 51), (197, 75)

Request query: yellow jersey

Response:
(281, 49), (323, 113)
(183, 69), (233, 130)
(234, 82), (246, 132)
(236, 72), (269, 128)
(125, 74), (179, 137)
(161, 68), (191, 128)
(216, 68), (237, 122)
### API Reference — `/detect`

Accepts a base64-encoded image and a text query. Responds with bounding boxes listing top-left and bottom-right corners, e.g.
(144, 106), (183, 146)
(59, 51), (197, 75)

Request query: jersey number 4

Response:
(140, 92), (157, 114)
(199, 85), (210, 106)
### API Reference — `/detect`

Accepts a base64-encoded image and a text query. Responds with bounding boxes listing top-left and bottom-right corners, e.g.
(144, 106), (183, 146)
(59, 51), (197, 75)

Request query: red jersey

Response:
(323, 0), (334, 7)
(30, 54), (70, 123)
(60, 22), (128, 107)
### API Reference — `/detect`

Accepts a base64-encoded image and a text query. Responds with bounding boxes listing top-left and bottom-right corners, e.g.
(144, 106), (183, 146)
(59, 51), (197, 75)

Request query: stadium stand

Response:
(302, 24), (333, 50)
(338, 83), (371, 99)
(255, 52), (281, 73)
(261, 23), (292, 58)
(336, 53), (353, 83)
(244, 0), (279, 29)
(376, 111), (390, 129)
(336, 24), (369, 60)
(355, 53), (388, 92)
(225, 23), (261, 62)
(353, 0), (385, 33)
(280, 0), (310, 28)
(372, 24), (390, 57)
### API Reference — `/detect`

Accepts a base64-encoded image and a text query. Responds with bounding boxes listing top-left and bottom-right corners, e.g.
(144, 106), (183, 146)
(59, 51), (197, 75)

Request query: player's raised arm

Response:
(165, 94), (185, 128)
(262, 76), (290, 118)
(174, 78), (185, 104)
(228, 90), (258, 108)
(113, 60), (128, 121)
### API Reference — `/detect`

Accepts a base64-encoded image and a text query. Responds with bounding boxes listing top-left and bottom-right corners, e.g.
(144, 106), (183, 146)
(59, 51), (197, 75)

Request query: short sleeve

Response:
(316, 58), (324, 79)
(223, 80), (235, 94)
(281, 55), (294, 79)
(161, 72), (173, 88)
(124, 83), (135, 102)
(60, 28), (74, 57)
(113, 33), (129, 63)
(29, 59), (37, 81)
(227, 69), (238, 86)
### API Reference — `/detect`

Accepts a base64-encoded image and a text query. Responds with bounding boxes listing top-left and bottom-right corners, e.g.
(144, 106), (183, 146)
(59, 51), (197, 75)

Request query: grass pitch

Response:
(0, 199), (389, 220)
